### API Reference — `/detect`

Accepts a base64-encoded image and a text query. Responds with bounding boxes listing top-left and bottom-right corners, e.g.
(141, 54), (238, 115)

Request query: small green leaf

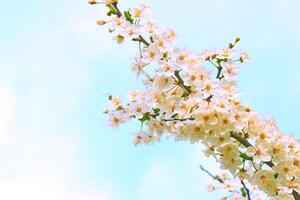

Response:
(107, 5), (118, 15)
(139, 113), (150, 122)
(274, 173), (279, 179)
(153, 108), (160, 115)
(241, 187), (247, 197)
(150, 36), (154, 43)
(124, 10), (134, 23)
(240, 153), (253, 161)
(181, 91), (189, 99)
(170, 113), (178, 118)
(240, 57), (244, 63)
(132, 38), (140, 42)
(240, 168), (247, 173)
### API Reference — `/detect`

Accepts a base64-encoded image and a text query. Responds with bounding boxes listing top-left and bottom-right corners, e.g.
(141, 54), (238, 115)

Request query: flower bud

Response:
(103, 0), (119, 5)
(96, 20), (107, 25)
(108, 28), (114, 33)
(102, 108), (109, 114)
(115, 35), (125, 44)
(88, 0), (97, 5)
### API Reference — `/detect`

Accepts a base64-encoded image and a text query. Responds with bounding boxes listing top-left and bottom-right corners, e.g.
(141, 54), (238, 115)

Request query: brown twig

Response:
(174, 70), (192, 94)
(199, 164), (224, 183)
(241, 179), (251, 200)
(162, 117), (195, 122)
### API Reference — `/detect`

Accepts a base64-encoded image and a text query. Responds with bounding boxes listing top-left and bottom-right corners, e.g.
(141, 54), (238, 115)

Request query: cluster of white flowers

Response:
(90, 1), (300, 199)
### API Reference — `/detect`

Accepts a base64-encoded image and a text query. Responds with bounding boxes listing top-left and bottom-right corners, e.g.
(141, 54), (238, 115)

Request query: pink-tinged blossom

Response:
(246, 146), (272, 163)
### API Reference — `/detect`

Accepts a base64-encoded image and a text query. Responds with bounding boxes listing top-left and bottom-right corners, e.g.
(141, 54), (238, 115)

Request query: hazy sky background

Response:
(0, 0), (300, 199)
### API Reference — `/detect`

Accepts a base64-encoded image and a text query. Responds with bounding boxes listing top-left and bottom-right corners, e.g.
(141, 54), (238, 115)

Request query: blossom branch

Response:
(230, 132), (300, 200)
(92, 1), (300, 199)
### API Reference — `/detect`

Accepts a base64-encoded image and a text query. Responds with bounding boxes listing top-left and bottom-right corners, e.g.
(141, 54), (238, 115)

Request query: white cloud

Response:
(0, 2), (122, 198)
(0, 85), (113, 200)
(0, 85), (115, 200)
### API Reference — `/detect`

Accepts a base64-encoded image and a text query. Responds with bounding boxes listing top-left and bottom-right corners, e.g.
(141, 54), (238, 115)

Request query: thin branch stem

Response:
(133, 35), (150, 47)
(112, 2), (122, 17)
(138, 35), (150, 47)
(207, 59), (218, 69)
(162, 117), (195, 122)
(293, 191), (300, 200)
(229, 132), (252, 148)
(174, 70), (192, 94)
(138, 41), (142, 58)
(241, 179), (251, 200)
(251, 161), (258, 172)
(199, 164), (224, 183)
(216, 66), (223, 79)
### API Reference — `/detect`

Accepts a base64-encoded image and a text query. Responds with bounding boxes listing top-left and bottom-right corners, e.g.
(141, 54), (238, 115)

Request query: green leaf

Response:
(149, 108), (160, 118)
(240, 153), (253, 161)
(132, 38), (141, 42)
(124, 10), (134, 23)
(107, 5), (118, 15)
(153, 108), (160, 115)
(241, 187), (247, 197)
(139, 113), (150, 122)
(240, 57), (244, 63)
(274, 173), (279, 179)
(170, 113), (178, 118)
(240, 168), (247, 173)
(150, 36), (154, 43)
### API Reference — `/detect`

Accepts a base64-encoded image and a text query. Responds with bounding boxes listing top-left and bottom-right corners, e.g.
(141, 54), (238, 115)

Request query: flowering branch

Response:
(91, 1), (300, 199)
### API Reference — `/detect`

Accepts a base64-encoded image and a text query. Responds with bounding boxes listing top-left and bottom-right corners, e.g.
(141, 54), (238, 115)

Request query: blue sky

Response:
(0, 0), (300, 199)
